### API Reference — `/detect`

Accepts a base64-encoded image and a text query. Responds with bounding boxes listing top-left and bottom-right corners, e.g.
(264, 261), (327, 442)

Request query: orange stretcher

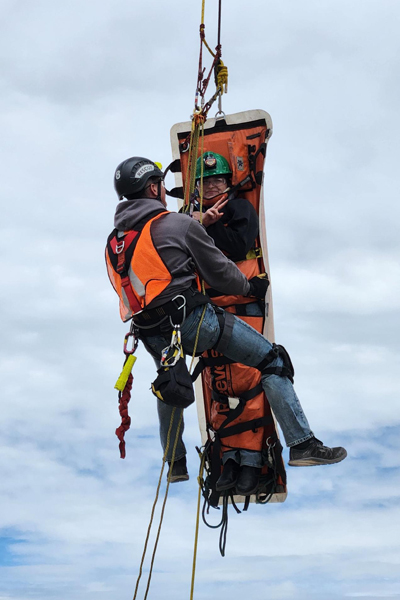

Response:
(170, 110), (287, 509)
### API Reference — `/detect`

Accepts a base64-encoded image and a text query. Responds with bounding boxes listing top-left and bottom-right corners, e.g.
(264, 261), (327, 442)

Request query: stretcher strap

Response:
(213, 310), (235, 354)
(256, 346), (280, 371)
(232, 302), (264, 317)
(256, 344), (295, 383)
(262, 365), (293, 381)
(238, 383), (263, 402)
(191, 354), (234, 382)
(212, 382), (263, 404)
(218, 415), (274, 439)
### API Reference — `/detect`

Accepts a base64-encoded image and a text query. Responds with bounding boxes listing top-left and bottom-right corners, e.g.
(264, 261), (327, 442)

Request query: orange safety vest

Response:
(105, 211), (173, 322)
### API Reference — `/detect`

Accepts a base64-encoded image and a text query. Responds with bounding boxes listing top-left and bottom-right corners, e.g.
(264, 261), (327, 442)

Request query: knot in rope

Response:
(216, 60), (228, 94)
(193, 112), (206, 126)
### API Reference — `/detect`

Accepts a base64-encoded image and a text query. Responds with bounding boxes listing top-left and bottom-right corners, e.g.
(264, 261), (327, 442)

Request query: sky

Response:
(1, 0), (400, 598)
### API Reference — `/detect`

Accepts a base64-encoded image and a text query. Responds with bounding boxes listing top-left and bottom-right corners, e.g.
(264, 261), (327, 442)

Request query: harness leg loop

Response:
(212, 308), (235, 354)
(256, 343), (295, 383)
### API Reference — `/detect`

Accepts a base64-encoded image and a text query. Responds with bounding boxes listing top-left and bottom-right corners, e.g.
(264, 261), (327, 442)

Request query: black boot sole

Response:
(288, 449), (347, 467)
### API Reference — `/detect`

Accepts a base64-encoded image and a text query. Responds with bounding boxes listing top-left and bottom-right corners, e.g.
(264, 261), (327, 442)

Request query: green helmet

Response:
(195, 151), (232, 180)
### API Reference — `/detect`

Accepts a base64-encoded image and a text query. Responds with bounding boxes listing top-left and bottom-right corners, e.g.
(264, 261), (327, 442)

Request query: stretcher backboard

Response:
(170, 109), (287, 504)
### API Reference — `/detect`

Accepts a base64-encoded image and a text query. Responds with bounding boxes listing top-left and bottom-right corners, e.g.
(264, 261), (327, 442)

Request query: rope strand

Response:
(143, 409), (184, 600)
(132, 407), (177, 600)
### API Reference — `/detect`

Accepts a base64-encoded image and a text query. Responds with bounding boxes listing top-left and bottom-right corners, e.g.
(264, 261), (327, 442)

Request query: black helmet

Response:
(114, 156), (164, 200)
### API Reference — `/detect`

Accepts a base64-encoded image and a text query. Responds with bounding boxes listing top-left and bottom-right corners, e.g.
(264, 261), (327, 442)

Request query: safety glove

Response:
(247, 274), (269, 298)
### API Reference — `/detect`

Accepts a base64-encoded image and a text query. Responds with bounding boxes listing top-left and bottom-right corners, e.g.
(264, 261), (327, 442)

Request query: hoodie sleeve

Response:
(184, 219), (250, 296)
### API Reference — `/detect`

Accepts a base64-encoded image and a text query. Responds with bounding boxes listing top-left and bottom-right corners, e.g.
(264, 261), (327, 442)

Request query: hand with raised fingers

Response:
(192, 196), (229, 227)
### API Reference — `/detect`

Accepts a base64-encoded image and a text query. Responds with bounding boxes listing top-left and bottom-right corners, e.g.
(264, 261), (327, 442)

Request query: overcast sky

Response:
(1, 1), (400, 599)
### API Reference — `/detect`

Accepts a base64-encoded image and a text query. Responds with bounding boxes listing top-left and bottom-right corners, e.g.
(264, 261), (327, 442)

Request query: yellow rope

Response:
(201, 0), (217, 58)
(189, 452), (206, 600)
(184, 114), (205, 209)
(189, 303), (207, 375)
(188, 120), (206, 371)
(143, 409), (184, 600)
(187, 116), (207, 587)
(203, 37), (216, 58)
(132, 407), (179, 600)
(199, 121), (205, 221)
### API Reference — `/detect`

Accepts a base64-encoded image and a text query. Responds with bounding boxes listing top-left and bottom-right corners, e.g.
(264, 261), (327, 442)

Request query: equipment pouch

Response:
(151, 358), (195, 409)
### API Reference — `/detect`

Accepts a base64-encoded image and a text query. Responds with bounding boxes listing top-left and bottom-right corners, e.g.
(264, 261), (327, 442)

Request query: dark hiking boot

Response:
(216, 459), (240, 491)
(236, 465), (261, 496)
(167, 456), (189, 483)
(288, 438), (347, 467)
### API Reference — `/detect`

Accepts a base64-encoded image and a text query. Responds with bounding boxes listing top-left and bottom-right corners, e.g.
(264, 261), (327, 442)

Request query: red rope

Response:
(115, 372), (133, 459)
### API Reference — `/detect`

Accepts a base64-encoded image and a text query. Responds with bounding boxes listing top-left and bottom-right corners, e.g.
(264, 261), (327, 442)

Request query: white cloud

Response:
(1, 0), (400, 598)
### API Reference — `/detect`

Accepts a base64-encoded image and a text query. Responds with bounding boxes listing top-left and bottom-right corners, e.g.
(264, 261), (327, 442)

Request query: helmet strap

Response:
(157, 180), (162, 202)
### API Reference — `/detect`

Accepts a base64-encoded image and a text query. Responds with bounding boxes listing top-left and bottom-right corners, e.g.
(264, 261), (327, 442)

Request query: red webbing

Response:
(121, 275), (143, 313)
(115, 372), (133, 459)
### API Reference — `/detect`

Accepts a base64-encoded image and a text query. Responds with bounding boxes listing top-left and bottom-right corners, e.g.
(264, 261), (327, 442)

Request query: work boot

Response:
(167, 456), (189, 483)
(236, 466), (261, 496)
(216, 459), (240, 491)
(288, 438), (347, 467)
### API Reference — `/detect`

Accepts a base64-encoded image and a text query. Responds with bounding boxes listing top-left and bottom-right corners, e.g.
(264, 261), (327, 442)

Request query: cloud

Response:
(1, 0), (400, 598)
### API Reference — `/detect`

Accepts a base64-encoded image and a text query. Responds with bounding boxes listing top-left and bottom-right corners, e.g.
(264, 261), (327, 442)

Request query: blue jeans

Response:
(142, 304), (313, 462)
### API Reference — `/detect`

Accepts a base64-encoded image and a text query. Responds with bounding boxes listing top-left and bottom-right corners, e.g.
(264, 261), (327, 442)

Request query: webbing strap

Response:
(212, 382), (263, 405)
(256, 344), (295, 383)
(214, 310), (235, 354)
(218, 415), (274, 439)
(113, 232), (143, 315)
(262, 365), (293, 381)
(205, 287), (225, 298)
(120, 275), (142, 314)
(232, 302), (264, 317)
(245, 247), (263, 260)
(191, 354), (235, 382)
(239, 383), (263, 402)
(256, 346), (280, 371)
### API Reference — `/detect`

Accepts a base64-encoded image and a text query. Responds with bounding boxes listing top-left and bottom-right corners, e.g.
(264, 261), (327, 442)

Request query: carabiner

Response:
(124, 332), (138, 356)
(160, 324), (184, 367)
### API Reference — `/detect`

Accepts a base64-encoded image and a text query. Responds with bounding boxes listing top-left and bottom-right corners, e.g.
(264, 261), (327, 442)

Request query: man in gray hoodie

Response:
(107, 156), (347, 486)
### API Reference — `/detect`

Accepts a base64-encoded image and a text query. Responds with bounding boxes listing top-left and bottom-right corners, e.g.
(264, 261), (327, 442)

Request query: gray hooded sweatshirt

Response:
(113, 197), (250, 309)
